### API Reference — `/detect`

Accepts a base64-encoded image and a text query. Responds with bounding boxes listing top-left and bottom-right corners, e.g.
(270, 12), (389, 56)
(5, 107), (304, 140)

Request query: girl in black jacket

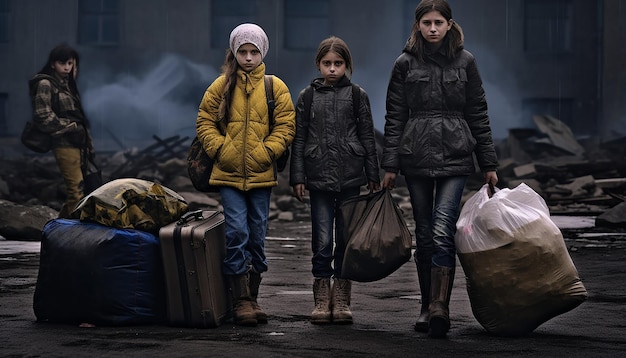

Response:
(290, 36), (380, 325)
(381, 0), (498, 338)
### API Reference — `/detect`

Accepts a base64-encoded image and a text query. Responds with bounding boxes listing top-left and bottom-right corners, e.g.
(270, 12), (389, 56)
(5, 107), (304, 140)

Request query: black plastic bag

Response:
(340, 189), (412, 282)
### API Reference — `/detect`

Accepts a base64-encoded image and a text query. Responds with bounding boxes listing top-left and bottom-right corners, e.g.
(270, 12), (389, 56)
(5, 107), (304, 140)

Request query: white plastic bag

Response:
(455, 183), (587, 336)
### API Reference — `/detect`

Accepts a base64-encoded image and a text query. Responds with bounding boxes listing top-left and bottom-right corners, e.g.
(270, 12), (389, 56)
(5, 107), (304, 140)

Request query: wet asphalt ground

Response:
(1, 219), (625, 358)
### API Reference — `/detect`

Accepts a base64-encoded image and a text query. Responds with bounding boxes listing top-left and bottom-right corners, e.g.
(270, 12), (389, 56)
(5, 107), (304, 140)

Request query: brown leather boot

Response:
(311, 277), (331, 324)
(414, 262), (431, 332)
(228, 274), (257, 326)
(331, 278), (353, 324)
(428, 266), (455, 338)
(248, 271), (268, 324)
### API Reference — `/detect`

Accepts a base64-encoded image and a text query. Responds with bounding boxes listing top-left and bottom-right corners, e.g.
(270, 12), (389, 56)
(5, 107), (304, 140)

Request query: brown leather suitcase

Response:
(159, 210), (231, 327)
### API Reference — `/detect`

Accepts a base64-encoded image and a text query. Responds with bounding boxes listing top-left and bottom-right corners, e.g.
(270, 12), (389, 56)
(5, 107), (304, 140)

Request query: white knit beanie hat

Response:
(229, 23), (269, 59)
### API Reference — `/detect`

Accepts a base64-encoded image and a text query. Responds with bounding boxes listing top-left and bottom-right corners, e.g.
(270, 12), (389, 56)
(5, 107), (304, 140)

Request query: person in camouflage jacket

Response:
(29, 44), (94, 218)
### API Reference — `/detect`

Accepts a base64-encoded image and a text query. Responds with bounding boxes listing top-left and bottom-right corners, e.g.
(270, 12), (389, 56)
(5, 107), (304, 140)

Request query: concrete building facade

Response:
(0, 0), (624, 151)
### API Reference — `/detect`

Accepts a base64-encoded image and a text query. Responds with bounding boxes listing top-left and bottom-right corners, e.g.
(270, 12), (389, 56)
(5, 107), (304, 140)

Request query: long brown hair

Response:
(406, 0), (464, 63)
(218, 49), (239, 121)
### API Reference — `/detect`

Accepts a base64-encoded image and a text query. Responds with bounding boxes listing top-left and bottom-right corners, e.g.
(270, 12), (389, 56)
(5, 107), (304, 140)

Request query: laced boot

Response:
(248, 271), (268, 324)
(228, 274), (257, 326)
(311, 277), (331, 324)
(414, 263), (431, 332)
(428, 266), (455, 338)
(331, 277), (353, 324)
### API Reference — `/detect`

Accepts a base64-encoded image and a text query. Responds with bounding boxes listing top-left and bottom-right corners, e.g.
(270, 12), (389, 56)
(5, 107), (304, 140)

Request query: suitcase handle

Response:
(176, 210), (222, 226)
(177, 210), (204, 225)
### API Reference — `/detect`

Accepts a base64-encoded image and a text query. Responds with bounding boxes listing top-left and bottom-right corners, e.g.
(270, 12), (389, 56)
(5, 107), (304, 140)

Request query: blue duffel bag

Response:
(33, 219), (166, 326)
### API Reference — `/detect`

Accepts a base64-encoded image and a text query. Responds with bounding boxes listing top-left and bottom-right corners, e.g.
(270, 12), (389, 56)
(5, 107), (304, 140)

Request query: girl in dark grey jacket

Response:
(381, 0), (498, 339)
(290, 36), (380, 325)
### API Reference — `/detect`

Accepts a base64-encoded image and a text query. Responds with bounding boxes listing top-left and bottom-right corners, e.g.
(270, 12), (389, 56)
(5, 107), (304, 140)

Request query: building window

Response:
(0, 0), (11, 43)
(0, 93), (7, 137)
(211, 0), (257, 49)
(284, 0), (330, 50)
(78, 0), (120, 46)
(524, 0), (573, 54)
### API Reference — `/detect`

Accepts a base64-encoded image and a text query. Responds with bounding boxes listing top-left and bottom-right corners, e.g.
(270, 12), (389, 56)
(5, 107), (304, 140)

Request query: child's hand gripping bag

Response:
(455, 183), (588, 336)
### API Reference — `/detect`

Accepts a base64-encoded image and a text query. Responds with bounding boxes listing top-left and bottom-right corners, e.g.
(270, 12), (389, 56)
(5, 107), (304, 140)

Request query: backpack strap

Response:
(302, 84), (360, 124)
(351, 83), (360, 122)
(303, 85), (314, 124)
(264, 75), (275, 127)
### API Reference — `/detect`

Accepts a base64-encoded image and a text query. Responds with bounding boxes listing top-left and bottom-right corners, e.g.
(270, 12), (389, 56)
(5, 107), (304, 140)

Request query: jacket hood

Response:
(402, 38), (412, 54)
(28, 74), (62, 95)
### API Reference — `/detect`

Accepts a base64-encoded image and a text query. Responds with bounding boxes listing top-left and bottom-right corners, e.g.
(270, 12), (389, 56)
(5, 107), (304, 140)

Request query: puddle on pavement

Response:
(276, 290), (312, 295)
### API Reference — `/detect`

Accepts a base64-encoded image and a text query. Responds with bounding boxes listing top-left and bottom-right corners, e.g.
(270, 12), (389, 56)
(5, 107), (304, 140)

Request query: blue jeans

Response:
(219, 186), (271, 275)
(309, 187), (361, 278)
(405, 176), (467, 268)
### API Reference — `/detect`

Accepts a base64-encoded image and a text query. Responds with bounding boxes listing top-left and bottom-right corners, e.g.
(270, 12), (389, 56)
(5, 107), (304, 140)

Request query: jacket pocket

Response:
(405, 69), (431, 106)
(443, 68), (467, 106)
(304, 143), (320, 159)
(304, 143), (325, 182)
(443, 118), (475, 159)
(343, 141), (367, 180)
(398, 118), (430, 167)
(346, 141), (366, 157)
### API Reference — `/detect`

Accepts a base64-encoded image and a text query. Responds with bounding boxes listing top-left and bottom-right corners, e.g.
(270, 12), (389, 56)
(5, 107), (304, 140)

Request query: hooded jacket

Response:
(196, 63), (296, 191)
(29, 74), (89, 149)
(381, 44), (498, 177)
(289, 75), (380, 192)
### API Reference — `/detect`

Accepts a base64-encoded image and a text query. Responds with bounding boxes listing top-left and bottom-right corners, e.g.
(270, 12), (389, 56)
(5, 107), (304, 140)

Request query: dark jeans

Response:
(309, 187), (361, 278)
(220, 186), (272, 275)
(405, 176), (467, 268)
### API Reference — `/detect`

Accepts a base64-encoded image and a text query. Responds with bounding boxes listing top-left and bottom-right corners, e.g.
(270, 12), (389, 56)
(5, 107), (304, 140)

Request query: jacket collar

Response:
(237, 62), (266, 94)
(311, 75), (351, 90)
(28, 73), (67, 96)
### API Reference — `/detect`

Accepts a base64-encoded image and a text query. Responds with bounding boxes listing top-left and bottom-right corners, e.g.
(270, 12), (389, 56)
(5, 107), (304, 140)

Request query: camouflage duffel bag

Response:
(72, 178), (189, 233)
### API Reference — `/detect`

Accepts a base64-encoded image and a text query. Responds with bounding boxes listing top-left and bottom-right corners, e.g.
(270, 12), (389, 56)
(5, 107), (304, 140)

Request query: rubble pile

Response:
(0, 116), (624, 241)
(491, 115), (626, 225)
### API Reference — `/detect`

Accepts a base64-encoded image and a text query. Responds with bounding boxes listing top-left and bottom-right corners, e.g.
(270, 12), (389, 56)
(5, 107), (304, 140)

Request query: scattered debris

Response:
(1, 114), (625, 242)
(494, 116), (626, 226)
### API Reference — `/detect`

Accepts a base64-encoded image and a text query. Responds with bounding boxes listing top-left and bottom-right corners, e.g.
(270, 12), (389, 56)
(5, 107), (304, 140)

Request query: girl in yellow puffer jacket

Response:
(195, 23), (295, 326)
